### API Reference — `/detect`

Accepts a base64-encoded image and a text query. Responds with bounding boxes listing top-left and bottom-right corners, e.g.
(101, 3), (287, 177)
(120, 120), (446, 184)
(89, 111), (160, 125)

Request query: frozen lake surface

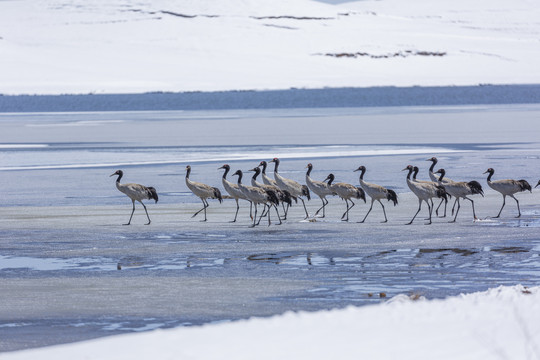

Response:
(1, 104), (540, 351)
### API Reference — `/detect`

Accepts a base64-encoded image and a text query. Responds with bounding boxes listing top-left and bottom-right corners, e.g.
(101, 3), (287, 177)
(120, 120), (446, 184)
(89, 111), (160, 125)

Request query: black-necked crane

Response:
(354, 165), (398, 223)
(259, 160), (296, 219)
(306, 163), (335, 218)
(218, 164), (252, 222)
(427, 157), (452, 217)
(403, 165), (447, 225)
(270, 158), (311, 219)
(185, 165), (223, 221)
(232, 170), (280, 227)
(324, 173), (366, 221)
(484, 168), (532, 218)
(259, 161), (278, 187)
(249, 167), (292, 216)
(434, 168), (484, 222)
(413, 166), (445, 217)
(110, 170), (158, 225)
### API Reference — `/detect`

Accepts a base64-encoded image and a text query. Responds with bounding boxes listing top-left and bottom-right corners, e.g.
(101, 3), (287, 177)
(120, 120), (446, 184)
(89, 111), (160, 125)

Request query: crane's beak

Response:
(482, 170), (489, 174)
(109, 173), (116, 177)
(217, 166), (224, 170)
(401, 167), (409, 171)
(353, 167), (360, 172)
(535, 181), (539, 188)
(249, 168), (257, 172)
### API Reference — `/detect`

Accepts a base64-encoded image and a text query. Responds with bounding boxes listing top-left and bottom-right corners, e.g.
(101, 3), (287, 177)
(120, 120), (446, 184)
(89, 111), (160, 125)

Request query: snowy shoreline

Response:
(2, 285), (539, 360)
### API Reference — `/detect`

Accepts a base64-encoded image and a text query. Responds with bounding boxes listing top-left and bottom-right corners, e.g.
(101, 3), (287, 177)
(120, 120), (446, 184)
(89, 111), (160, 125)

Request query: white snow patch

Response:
(0, 0), (539, 94)
(2, 285), (539, 360)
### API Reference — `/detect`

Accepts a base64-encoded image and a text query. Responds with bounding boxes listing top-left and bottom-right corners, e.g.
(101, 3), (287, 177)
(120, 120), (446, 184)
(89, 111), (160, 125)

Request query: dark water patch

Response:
(418, 248), (478, 256)
(2, 85), (540, 112)
(490, 246), (529, 253)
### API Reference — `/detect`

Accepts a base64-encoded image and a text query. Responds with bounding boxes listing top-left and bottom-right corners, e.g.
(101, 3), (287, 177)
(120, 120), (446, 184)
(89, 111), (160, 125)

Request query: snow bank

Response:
(0, 0), (539, 94)
(2, 285), (539, 360)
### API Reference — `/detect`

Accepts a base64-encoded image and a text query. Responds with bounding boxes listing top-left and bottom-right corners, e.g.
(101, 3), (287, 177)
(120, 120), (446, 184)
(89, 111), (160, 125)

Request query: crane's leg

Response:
(341, 199), (349, 220)
(256, 204), (268, 225)
(511, 195), (521, 218)
(435, 198), (447, 217)
(250, 204), (258, 227)
(124, 200), (136, 225)
(300, 198), (309, 219)
(249, 201), (253, 220)
(379, 200), (388, 223)
(314, 198), (328, 218)
(426, 199), (434, 220)
(451, 198), (458, 216)
(464, 196), (478, 220)
(282, 202), (289, 220)
(140, 201), (151, 225)
(406, 199), (423, 225)
(343, 199), (355, 222)
(202, 199), (209, 222)
(267, 204), (272, 226)
(273, 205), (282, 225)
(231, 198), (240, 223)
(192, 198), (207, 219)
(426, 200), (433, 225)
(358, 199), (374, 223)
(450, 198), (461, 223)
(493, 195), (506, 218)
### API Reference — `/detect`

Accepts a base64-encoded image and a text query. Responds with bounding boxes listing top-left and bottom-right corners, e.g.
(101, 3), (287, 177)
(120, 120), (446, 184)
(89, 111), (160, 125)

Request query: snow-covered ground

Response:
(2, 285), (539, 360)
(0, 0), (539, 94)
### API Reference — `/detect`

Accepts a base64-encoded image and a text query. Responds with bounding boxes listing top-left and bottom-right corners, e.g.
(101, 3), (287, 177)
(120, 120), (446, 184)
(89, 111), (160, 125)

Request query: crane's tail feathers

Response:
(146, 187), (159, 203)
(517, 179), (532, 192)
(386, 189), (398, 206)
(266, 190), (280, 206)
(435, 185), (448, 201)
(355, 186), (367, 203)
(212, 187), (223, 203)
(467, 180), (484, 196)
(302, 185), (311, 200)
(279, 190), (293, 206)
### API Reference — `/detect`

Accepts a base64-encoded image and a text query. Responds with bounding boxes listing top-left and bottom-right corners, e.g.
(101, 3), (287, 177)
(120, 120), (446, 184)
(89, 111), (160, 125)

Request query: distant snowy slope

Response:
(0, 0), (538, 94)
(2, 285), (539, 360)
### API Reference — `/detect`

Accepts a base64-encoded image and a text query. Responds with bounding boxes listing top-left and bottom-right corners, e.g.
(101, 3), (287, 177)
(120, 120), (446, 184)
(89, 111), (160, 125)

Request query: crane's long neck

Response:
(486, 171), (493, 182)
(429, 160), (437, 173)
(186, 167), (191, 179)
(359, 167), (366, 180)
(273, 160), (279, 173)
(412, 167), (419, 180)
(306, 165), (312, 177)
(261, 162), (267, 174)
(252, 168), (260, 181)
(236, 172), (243, 184)
(327, 176), (334, 185)
(222, 167), (230, 179)
(438, 171), (445, 182)
(115, 172), (123, 183)
(405, 168), (412, 181)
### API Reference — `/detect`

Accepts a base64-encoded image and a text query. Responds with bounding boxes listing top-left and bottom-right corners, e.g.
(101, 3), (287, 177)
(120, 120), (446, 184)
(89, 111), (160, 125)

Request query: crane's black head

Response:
(413, 166), (419, 172)
(483, 168), (494, 175)
(218, 164), (230, 170)
(232, 170), (242, 176)
(186, 165), (191, 171)
(536, 180), (540, 188)
(270, 158), (279, 163)
(434, 168), (446, 175)
(427, 157), (437, 162)
(306, 163), (313, 169)
(249, 167), (260, 172)
(110, 170), (123, 177)
(402, 165), (414, 172)
(259, 161), (266, 166)
(324, 173), (335, 182)
(354, 165), (366, 172)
